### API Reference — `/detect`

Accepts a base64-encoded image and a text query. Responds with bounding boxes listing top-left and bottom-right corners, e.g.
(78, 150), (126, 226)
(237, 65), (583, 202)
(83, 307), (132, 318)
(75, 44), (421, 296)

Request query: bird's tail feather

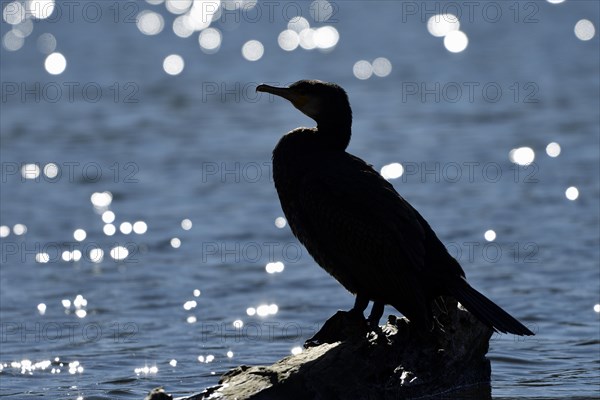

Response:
(450, 278), (534, 336)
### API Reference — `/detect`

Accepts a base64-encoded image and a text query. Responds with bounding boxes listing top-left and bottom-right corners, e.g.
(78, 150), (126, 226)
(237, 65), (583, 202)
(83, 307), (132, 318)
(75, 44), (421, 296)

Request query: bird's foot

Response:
(304, 309), (368, 348)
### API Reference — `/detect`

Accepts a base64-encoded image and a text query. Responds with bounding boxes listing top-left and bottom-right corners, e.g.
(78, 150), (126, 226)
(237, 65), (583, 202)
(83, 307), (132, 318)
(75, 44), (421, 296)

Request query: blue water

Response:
(1, 1), (599, 399)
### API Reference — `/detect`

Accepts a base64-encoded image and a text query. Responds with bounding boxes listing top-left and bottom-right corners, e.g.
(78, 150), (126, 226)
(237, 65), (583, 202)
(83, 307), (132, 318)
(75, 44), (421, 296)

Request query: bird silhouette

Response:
(257, 80), (534, 336)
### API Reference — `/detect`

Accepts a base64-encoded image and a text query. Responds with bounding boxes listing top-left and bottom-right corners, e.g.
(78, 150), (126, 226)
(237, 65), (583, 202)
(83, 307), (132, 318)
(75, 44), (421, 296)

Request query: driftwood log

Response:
(146, 298), (494, 400)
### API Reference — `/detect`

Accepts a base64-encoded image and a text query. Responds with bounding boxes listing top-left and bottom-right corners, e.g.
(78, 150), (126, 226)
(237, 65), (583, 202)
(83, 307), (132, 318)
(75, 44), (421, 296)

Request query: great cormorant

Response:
(256, 80), (534, 336)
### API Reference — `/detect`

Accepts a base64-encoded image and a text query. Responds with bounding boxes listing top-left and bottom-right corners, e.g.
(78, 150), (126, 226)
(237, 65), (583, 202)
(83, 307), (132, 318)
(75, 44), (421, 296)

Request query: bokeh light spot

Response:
(242, 40), (264, 61)
(574, 19), (595, 41)
(13, 224), (27, 235)
(199, 27), (222, 53)
(163, 54), (185, 75)
(278, 29), (299, 51)
(0, 226), (10, 238)
(73, 229), (86, 242)
(565, 186), (579, 201)
(427, 14), (460, 37)
(181, 219), (192, 230)
(133, 221), (148, 234)
(136, 10), (164, 35)
(546, 142), (561, 157)
(509, 147), (535, 166)
(381, 163), (403, 180)
(2, 30), (24, 51)
(27, 0), (56, 20)
(110, 245), (129, 261)
(275, 217), (287, 228)
(103, 224), (116, 236)
(372, 57), (392, 77)
(44, 52), (67, 75)
(353, 60), (373, 80)
(37, 32), (57, 54)
(314, 26), (339, 50)
(484, 230), (496, 242)
(3, 1), (26, 25)
(444, 30), (468, 53)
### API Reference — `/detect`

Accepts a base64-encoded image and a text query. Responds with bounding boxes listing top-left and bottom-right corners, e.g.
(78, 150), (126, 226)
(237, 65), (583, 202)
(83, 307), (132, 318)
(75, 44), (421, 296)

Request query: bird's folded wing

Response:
(292, 153), (427, 305)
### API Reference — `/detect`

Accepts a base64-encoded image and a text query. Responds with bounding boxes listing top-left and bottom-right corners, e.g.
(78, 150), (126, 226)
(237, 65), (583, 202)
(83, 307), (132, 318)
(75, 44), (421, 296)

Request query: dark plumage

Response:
(256, 80), (534, 336)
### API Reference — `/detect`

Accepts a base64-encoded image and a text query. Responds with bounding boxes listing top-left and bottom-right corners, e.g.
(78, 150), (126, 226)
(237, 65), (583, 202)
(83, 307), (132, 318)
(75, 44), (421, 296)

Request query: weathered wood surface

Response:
(146, 299), (493, 400)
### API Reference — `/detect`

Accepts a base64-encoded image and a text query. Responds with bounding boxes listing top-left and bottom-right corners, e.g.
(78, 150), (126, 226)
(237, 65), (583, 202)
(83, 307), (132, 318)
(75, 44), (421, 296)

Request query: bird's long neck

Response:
(317, 112), (352, 151)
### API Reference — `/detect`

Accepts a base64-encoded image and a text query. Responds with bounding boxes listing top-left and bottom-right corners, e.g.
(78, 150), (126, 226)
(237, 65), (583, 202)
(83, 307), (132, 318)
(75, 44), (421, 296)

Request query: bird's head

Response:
(257, 80), (352, 130)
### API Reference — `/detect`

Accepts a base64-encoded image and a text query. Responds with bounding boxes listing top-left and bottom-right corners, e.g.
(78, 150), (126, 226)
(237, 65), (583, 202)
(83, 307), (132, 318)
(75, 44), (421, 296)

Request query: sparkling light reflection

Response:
(242, 40), (264, 61)
(163, 54), (185, 75)
(0, 226), (10, 237)
(381, 163), (403, 180)
(171, 238), (181, 248)
(574, 19), (595, 41)
(37, 32), (56, 54)
(427, 14), (460, 37)
(309, 0), (333, 22)
(91, 192), (113, 208)
(278, 29), (300, 51)
(313, 26), (339, 50)
(265, 261), (285, 273)
(3, 2), (26, 25)
(133, 221), (148, 234)
(13, 19), (33, 38)
(21, 163), (40, 179)
(102, 211), (116, 223)
(135, 365), (158, 375)
(27, 0), (56, 20)
(183, 300), (197, 310)
(291, 346), (303, 355)
(44, 52), (66, 75)
(288, 17), (309, 33)
(3, 30), (24, 51)
(444, 31), (468, 53)
(4, 359), (65, 375)
(165, 0), (191, 14)
(256, 304), (278, 316)
(119, 222), (133, 235)
(509, 147), (535, 166)
(299, 29), (316, 50)
(484, 230), (496, 242)
(372, 57), (392, 77)
(103, 224), (116, 236)
(110, 245), (129, 260)
(173, 15), (194, 38)
(546, 142), (561, 157)
(353, 60), (373, 80)
(181, 219), (193, 230)
(136, 10), (164, 35)
(275, 217), (287, 228)
(89, 248), (104, 263)
(43, 163), (59, 178)
(199, 28), (222, 53)
(565, 186), (579, 201)
(13, 224), (27, 235)
(73, 229), (86, 242)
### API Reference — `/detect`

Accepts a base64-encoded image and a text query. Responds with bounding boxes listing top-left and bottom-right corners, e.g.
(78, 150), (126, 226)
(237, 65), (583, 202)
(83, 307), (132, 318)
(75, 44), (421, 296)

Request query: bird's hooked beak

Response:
(256, 84), (309, 109)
